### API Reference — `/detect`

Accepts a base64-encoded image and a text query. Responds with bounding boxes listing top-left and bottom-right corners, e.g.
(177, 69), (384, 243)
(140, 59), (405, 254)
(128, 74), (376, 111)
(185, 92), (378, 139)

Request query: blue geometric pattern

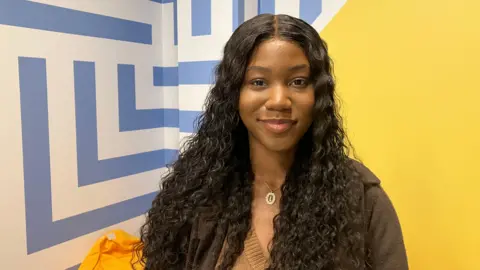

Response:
(258, 0), (275, 14)
(74, 62), (178, 187)
(192, 0), (212, 36)
(19, 57), (166, 254)
(7, 0), (208, 254)
(123, 61), (218, 133)
(233, 0), (246, 31)
(0, 0), (152, 44)
(66, 264), (81, 270)
(153, 66), (179, 86)
(1, 0), (325, 261)
(118, 64), (179, 132)
(300, 0), (323, 24)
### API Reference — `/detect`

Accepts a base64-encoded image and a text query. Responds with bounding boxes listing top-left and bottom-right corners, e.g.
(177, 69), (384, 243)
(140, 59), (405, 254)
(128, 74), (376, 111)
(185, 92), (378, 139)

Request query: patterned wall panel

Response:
(0, 1), (336, 268)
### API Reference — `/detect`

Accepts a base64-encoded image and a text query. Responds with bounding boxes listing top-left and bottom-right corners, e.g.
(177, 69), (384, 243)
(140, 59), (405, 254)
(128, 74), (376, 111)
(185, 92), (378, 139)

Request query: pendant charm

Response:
(266, 192), (276, 205)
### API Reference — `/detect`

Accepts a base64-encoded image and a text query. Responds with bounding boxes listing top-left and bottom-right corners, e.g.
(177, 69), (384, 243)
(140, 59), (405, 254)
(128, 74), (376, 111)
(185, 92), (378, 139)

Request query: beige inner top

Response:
(216, 230), (270, 270)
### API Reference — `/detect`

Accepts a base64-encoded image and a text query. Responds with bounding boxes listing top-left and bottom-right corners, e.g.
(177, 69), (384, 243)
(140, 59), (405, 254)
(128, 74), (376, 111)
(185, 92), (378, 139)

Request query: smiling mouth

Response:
(259, 119), (297, 133)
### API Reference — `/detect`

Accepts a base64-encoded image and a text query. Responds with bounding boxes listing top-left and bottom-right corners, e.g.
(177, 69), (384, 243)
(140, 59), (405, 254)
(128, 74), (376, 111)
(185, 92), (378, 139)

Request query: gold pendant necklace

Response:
(263, 181), (281, 205)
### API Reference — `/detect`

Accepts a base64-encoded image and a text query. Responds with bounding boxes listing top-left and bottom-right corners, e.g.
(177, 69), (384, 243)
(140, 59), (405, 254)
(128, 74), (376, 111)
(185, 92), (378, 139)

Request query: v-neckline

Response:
(243, 230), (270, 269)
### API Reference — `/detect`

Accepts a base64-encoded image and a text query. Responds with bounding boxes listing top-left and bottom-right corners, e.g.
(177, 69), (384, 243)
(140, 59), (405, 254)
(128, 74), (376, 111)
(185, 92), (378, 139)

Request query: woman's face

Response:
(239, 39), (315, 153)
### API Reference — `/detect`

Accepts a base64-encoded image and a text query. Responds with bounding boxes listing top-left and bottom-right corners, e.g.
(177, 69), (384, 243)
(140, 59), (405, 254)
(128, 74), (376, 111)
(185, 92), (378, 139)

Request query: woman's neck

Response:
(249, 141), (295, 189)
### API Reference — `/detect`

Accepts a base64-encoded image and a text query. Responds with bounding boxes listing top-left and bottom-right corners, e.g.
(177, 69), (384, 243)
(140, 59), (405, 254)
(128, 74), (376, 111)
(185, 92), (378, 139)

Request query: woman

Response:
(135, 14), (408, 270)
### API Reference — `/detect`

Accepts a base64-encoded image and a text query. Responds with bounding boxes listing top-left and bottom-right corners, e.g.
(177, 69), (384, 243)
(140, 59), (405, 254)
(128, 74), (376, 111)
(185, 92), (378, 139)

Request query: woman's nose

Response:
(264, 84), (292, 111)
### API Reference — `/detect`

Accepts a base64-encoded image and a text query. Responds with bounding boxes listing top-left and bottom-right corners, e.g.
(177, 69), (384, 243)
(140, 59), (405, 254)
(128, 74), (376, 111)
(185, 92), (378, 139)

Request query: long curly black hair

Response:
(135, 14), (364, 269)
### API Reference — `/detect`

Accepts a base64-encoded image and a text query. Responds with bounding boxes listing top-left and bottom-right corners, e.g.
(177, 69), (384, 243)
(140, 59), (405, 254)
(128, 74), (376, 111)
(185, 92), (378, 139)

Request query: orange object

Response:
(79, 229), (143, 270)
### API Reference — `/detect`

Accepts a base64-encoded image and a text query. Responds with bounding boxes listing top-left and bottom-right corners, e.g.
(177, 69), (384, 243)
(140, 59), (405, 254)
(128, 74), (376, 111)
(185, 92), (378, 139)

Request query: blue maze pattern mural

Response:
(2, 0), (214, 255)
(0, 0), (326, 266)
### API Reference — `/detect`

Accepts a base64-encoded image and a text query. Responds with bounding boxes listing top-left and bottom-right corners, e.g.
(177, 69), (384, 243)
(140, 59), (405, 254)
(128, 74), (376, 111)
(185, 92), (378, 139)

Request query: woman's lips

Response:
(259, 119), (296, 133)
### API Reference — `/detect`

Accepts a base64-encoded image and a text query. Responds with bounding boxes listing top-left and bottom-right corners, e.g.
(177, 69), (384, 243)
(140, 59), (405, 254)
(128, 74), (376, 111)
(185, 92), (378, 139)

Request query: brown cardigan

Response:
(183, 162), (409, 269)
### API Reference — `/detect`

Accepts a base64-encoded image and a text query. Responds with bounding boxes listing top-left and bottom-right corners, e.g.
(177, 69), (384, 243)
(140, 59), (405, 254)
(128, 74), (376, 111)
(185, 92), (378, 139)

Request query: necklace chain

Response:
(263, 180), (281, 193)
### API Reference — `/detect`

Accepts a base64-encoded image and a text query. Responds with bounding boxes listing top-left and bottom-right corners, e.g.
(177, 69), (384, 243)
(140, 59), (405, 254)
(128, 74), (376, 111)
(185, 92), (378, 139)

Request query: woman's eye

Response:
(251, 79), (267, 88)
(291, 78), (308, 87)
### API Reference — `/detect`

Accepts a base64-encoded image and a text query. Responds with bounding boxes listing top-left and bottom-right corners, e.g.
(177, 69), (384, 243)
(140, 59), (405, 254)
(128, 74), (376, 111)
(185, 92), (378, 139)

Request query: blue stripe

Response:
(178, 60), (218, 85)
(300, 0), (323, 24)
(73, 61), (178, 186)
(18, 57), (176, 254)
(191, 0), (212, 36)
(0, 1), (152, 44)
(118, 64), (179, 131)
(154, 61), (218, 86)
(153, 66), (179, 86)
(258, 0), (275, 14)
(179, 110), (203, 133)
(19, 57), (54, 254)
(49, 191), (157, 253)
(65, 264), (80, 270)
(233, 0), (245, 31)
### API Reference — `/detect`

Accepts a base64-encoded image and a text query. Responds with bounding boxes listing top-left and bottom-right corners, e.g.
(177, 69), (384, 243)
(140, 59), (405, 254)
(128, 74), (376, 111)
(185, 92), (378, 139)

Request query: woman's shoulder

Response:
(349, 159), (381, 187)
(349, 159), (409, 269)
(349, 159), (392, 208)
(348, 159), (399, 226)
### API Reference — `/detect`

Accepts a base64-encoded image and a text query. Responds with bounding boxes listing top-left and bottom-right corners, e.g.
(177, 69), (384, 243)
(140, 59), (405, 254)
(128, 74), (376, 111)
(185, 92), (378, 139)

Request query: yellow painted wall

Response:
(321, 0), (480, 269)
